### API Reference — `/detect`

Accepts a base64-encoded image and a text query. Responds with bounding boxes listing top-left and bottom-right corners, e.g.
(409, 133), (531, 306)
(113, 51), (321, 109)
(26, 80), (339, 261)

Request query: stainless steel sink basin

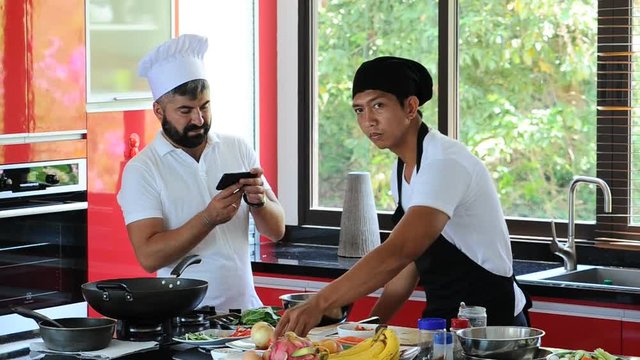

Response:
(545, 267), (640, 288)
(516, 265), (640, 292)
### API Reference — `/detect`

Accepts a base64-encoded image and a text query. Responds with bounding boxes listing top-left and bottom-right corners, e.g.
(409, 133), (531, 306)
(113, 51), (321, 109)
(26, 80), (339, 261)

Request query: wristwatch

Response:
(243, 193), (266, 208)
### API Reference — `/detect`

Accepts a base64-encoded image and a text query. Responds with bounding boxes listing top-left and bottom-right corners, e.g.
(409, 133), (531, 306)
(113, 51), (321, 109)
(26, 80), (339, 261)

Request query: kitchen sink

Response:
(516, 265), (640, 292)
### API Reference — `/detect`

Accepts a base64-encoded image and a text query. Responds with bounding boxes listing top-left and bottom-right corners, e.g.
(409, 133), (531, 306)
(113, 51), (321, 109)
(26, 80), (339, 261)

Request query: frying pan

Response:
(81, 254), (208, 321)
(11, 305), (115, 352)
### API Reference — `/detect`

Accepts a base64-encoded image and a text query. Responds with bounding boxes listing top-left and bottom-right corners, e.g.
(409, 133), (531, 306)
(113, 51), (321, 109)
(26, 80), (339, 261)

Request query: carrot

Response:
(336, 336), (366, 346)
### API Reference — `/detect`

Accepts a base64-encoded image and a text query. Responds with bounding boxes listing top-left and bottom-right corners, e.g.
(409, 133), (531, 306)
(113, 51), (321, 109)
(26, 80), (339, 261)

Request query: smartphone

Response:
(215, 171), (258, 190)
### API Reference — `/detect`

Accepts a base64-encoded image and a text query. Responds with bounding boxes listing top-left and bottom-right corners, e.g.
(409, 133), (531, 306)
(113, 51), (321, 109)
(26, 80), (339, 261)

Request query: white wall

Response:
(277, 1), (299, 225)
(178, 0), (257, 146)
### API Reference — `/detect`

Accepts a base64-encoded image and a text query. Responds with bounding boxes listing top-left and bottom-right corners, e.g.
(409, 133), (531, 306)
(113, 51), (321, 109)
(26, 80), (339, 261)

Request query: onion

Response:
(251, 321), (275, 350)
(242, 351), (262, 360)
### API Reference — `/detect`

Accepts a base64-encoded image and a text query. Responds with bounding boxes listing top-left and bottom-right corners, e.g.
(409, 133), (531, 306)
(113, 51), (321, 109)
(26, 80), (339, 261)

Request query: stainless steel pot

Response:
(279, 292), (352, 326)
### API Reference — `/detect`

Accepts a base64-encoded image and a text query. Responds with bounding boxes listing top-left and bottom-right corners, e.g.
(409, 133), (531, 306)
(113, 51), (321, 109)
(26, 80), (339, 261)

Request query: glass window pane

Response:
(87, 0), (172, 102)
(315, 0), (438, 211)
(631, 2), (640, 225)
(458, 0), (597, 221)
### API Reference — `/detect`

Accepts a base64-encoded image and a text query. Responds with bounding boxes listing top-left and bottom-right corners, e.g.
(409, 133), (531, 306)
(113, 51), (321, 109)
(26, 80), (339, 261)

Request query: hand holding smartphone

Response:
(215, 171), (259, 190)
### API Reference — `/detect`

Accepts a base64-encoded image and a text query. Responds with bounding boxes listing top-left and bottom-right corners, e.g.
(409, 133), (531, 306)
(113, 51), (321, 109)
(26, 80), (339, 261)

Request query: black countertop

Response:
(250, 240), (640, 307)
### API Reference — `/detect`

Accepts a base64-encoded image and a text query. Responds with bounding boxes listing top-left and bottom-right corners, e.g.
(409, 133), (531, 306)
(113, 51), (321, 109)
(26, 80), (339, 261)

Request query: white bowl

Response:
(336, 322), (378, 338)
(210, 348), (244, 359)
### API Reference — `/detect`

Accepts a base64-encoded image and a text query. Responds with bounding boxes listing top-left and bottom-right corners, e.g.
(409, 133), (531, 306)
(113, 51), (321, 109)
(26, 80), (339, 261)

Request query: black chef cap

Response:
(351, 56), (433, 106)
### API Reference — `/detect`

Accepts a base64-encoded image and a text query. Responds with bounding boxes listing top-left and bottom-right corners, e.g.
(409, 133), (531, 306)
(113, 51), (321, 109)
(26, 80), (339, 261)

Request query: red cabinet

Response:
(527, 298), (640, 356)
(623, 320), (640, 356)
(0, 0), (85, 135)
(530, 310), (621, 353)
(86, 110), (159, 315)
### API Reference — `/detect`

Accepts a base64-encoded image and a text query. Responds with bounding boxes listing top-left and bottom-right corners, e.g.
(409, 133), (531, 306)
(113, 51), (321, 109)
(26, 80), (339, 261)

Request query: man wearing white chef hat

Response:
(117, 34), (285, 312)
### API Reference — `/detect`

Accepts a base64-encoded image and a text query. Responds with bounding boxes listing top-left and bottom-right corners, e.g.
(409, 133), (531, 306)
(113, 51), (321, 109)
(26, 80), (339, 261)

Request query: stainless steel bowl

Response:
(279, 292), (352, 326)
(456, 326), (545, 360)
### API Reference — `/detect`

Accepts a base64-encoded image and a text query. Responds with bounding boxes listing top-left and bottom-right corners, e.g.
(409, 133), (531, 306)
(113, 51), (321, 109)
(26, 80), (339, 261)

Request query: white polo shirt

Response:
(391, 129), (526, 316)
(117, 130), (265, 312)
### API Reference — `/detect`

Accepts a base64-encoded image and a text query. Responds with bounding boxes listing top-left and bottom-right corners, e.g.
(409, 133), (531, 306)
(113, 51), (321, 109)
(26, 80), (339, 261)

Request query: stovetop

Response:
(115, 305), (238, 344)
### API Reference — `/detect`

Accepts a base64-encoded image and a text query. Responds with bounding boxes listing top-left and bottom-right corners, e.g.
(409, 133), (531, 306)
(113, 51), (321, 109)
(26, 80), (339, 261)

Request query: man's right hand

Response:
(203, 184), (243, 226)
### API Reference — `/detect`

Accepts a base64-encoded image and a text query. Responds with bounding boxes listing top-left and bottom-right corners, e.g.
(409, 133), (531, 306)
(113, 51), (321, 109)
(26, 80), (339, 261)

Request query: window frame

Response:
(297, 0), (629, 242)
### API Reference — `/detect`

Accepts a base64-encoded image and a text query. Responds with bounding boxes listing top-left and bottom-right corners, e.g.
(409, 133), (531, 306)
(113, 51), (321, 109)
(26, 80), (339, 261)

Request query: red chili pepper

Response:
(229, 327), (251, 337)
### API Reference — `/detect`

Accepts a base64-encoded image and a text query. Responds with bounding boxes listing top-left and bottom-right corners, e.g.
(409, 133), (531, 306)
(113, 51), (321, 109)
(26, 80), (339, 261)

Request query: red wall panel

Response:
(259, 0), (278, 195)
(86, 110), (159, 315)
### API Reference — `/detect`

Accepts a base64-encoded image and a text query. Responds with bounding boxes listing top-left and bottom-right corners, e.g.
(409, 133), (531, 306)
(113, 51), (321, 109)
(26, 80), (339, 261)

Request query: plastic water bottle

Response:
(433, 332), (454, 360)
(417, 317), (447, 360)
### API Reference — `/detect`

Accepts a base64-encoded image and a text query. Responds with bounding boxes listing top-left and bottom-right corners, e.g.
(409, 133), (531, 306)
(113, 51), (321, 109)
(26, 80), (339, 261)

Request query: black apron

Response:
(391, 122), (530, 326)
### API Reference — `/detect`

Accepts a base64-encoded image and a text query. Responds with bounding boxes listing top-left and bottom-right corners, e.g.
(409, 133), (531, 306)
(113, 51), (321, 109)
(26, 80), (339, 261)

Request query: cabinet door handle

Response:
(0, 202), (88, 218)
(112, 96), (153, 101)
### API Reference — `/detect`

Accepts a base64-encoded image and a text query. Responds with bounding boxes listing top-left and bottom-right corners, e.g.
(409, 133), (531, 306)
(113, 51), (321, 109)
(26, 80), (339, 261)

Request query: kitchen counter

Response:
(250, 241), (640, 307)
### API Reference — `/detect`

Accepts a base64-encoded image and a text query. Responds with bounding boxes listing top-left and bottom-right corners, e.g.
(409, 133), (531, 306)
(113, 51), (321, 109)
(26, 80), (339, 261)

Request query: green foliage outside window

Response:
(316, 0), (597, 221)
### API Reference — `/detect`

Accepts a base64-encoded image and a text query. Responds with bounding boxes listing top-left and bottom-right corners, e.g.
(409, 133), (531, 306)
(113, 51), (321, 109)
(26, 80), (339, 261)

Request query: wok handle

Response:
(10, 305), (65, 328)
(96, 282), (134, 301)
(170, 254), (202, 277)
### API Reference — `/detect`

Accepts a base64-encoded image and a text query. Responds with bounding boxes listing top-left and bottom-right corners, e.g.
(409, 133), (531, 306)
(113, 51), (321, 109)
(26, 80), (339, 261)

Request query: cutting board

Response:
(308, 323), (418, 346)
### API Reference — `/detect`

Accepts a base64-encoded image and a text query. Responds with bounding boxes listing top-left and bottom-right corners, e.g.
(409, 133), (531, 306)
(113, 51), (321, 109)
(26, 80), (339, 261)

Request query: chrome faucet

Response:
(550, 176), (612, 271)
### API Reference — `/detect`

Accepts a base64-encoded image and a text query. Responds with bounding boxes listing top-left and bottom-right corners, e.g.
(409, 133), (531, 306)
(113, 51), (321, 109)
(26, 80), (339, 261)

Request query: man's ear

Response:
(404, 96), (420, 119)
(152, 101), (164, 121)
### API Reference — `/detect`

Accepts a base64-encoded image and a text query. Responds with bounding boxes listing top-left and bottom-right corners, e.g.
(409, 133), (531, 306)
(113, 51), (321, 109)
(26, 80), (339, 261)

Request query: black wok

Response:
(81, 255), (208, 321)
(11, 305), (115, 352)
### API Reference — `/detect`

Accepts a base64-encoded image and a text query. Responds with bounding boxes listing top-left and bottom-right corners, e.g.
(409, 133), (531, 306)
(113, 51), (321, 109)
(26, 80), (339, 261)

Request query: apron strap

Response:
(395, 122), (429, 210)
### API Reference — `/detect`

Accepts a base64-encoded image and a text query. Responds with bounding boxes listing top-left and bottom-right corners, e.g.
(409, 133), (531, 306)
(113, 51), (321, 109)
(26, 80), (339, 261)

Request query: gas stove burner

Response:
(116, 319), (172, 343)
(173, 313), (206, 326)
(128, 323), (163, 333)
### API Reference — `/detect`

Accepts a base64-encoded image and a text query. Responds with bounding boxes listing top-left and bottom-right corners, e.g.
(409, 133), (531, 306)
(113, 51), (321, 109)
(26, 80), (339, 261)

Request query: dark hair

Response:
(159, 79), (209, 102)
(392, 94), (423, 119)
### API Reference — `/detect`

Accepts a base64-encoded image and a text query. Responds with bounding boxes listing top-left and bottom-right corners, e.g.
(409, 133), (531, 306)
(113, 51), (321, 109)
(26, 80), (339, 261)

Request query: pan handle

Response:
(170, 254), (202, 277)
(10, 305), (65, 328)
(96, 282), (134, 302)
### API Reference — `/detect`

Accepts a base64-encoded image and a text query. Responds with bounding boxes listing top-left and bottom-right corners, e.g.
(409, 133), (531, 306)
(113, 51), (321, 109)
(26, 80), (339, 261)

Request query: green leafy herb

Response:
(238, 307), (281, 326)
(183, 332), (214, 341)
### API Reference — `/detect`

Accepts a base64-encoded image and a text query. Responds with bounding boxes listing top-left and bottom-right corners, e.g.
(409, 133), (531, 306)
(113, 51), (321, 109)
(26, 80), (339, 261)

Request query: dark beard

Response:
(161, 114), (210, 149)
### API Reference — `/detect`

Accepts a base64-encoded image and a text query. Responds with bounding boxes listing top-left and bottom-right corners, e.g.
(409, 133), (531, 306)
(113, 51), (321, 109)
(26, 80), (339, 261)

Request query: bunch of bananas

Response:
(328, 327), (400, 360)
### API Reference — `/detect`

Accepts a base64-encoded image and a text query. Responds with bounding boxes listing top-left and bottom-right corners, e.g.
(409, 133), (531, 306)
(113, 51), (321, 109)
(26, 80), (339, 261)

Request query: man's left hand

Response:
(239, 167), (267, 207)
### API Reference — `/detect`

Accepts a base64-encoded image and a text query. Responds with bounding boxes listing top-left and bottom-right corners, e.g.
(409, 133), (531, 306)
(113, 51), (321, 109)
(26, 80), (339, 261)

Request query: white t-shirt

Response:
(117, 130), (265, 312)
(391, 129), (526, 316)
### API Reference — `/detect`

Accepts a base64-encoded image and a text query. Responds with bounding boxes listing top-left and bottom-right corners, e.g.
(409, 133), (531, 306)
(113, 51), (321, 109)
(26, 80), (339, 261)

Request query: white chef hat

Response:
(138, 34), (208, 100)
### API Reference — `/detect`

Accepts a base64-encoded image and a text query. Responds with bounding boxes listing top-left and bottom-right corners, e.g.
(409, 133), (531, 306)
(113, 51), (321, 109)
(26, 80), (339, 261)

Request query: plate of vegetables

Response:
(548, 348), (626, 360)
(172, 327), (252, 346)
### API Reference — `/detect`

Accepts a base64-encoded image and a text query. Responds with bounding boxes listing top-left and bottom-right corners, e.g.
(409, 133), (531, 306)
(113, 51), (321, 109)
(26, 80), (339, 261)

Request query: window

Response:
(178, 0), (258, 145)
(300, 0), (439, 228)
(300, 0), (639, 242)
(86, 0), (172, 105)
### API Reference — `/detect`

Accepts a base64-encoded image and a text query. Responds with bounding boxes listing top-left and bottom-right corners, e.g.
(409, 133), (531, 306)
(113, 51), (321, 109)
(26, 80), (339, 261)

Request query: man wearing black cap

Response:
(274, 56), (528, 337)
